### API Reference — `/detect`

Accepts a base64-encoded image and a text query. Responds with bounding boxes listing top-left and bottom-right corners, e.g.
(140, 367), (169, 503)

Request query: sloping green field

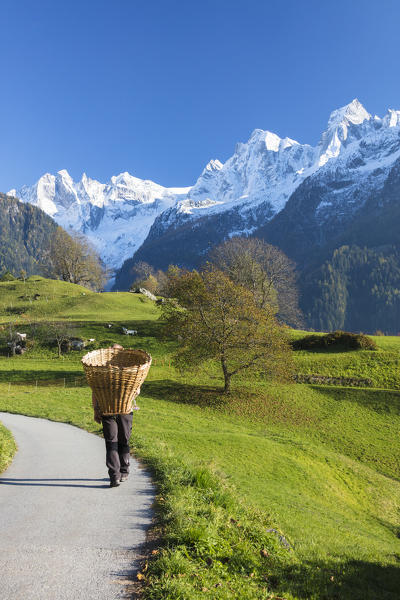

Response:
(0, 277), (159, 322)
(0, 278), (399, 599)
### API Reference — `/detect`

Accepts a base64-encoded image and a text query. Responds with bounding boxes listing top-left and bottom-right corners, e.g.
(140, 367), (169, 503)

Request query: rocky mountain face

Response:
(115, 100), (400, 288)
(9, 99), (400, 331)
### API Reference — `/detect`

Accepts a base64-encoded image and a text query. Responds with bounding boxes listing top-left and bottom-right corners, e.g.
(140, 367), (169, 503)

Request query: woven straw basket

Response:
(82, 348), (152, 415)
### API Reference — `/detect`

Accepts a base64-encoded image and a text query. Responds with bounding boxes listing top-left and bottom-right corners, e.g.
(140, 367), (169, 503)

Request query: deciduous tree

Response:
(0, 318), (20, 356)
(43, 320), (75, 358)
(209, 237), (302, 327)
(162, 266), (293, 393)
(130, 261), (168, 295)
(130, 261), (154, 283)
(48, 228), (106, 290)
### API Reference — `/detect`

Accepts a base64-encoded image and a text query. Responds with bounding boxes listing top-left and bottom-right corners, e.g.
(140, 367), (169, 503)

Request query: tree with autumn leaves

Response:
(161, 264), (293, 393)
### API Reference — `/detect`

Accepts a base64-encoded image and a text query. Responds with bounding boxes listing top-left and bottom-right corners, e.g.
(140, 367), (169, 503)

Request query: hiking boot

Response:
(109, 479), (121, 488)
(120, 475), (128, 482)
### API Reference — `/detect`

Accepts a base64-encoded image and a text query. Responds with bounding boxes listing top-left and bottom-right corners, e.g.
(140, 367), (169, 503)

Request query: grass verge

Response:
(0, 420), (17, 473)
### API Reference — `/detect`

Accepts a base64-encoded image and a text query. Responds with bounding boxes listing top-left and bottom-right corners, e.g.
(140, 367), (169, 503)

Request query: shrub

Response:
(5, 306), (26, 315)
(292, 330), (377, 351)
(0, 270), (16, 281)
(98, 339), (117, 347)
(84, 341), (99, 351)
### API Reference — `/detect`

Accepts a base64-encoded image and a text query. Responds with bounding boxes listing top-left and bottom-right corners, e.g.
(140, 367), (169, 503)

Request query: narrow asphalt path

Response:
(0, 412), (154, 600)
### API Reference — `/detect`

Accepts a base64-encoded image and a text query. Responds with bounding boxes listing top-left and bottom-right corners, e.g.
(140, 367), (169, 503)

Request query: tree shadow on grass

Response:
(143, 379), (227, 410)
(276, 558), (400, 600)
(142, 380), (318, 426)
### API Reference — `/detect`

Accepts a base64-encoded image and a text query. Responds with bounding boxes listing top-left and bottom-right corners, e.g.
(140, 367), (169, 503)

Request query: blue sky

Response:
(1, 0), (399, 191)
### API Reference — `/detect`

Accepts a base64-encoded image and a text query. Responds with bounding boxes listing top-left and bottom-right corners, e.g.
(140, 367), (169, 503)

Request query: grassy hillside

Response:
(0, 278), (399, 598)
(0, 276), (159, 323)
(290, 329), (400, 389)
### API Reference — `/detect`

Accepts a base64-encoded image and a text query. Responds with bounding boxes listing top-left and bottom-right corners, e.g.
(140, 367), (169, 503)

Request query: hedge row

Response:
(294, 374), (373, 387)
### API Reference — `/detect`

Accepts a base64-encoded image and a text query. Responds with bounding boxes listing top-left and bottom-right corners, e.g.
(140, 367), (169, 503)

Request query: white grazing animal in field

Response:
(122, 327), (137, 335)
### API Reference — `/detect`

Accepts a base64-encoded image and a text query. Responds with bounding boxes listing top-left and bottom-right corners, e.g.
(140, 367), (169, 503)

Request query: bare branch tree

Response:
(47, 228), (106, 290)
(130, 261), (168, 295)
(209, 237), (303, 327)
(43, 321), (75, 358)
(0, 319), (20, 356)
(131, 261), (155, 282)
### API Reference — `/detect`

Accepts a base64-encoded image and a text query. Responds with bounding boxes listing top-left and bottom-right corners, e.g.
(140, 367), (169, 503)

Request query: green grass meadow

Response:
(0, 278), (400, 598)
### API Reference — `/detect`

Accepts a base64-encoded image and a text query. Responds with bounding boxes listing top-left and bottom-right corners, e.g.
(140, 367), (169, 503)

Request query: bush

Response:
(5, 306), (26, 315)
(84, 341), (99, 351)
(98, 339), (117, 347)
(292, 330), (378, 351)
(0, 270), (16, 281)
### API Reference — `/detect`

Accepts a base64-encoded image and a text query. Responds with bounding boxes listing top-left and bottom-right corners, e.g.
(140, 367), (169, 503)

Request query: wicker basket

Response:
(82, 347), (152, 415)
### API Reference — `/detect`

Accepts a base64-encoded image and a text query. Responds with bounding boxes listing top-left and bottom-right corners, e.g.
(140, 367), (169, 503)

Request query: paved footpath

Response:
(0, 412), (154, 600)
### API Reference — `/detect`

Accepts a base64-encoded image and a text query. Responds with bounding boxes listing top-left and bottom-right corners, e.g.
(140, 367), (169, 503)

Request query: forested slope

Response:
(0, 193), (58, 276)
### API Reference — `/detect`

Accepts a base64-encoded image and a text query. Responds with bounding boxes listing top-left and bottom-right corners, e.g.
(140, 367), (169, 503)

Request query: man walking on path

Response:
(0, 412), (154, 600)
(92, 344), (140, 488)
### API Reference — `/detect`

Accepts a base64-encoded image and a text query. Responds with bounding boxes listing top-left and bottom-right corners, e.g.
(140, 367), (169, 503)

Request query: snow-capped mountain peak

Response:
(318, 99), (372, 167)
(57, 168), (73, 180)
(249, 129), (299, 152)
(263, 130), (282, 152)
(110, 171), (147, 188)
(203, 159), (223, 173)
(327, 98), (371, 129)
(280, 136), (299, 150)
(383, 108), (400, 128)
(10, 100), (400, 283)
(9, 170), (189, 271)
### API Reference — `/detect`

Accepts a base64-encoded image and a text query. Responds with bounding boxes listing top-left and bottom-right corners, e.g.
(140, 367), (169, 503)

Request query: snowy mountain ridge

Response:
(9, 170), (190, 270)
(8, 99), (400, 275)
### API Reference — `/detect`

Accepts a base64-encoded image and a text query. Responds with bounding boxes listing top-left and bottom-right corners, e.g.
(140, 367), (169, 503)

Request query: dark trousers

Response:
(101, 414), (133, 481)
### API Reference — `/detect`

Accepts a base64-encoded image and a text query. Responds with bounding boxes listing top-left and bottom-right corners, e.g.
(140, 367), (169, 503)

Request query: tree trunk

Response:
(221, 356), (231, 394)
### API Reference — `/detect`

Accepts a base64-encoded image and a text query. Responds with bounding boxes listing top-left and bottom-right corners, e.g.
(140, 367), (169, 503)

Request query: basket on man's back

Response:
(82, 346), (152, 487)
